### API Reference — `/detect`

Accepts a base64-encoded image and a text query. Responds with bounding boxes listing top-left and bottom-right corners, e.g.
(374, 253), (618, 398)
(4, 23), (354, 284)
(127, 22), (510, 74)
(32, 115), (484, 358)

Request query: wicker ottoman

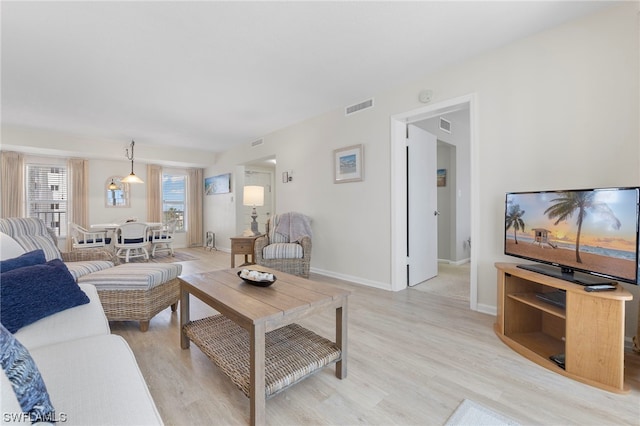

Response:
(78, 263), (182, 331)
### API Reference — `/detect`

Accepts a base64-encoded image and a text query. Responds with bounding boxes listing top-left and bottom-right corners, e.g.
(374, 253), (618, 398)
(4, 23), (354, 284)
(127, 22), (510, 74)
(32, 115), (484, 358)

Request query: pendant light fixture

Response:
(121, 140), (144, 184)
(108, 178), (119, 190)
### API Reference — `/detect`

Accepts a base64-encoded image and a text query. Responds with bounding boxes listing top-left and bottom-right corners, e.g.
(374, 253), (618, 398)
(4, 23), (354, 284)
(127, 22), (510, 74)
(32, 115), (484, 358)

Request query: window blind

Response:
(26, 164), (68, 236)
(162, 174), (186, 231)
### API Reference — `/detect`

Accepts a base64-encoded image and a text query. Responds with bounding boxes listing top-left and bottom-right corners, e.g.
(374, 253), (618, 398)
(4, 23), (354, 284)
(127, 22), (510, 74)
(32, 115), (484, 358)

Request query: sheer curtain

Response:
(0, 151), (24, 218)
(67, 158), (89, 251)
(147, 164), (163, 223)
(187, 168), (203, 247)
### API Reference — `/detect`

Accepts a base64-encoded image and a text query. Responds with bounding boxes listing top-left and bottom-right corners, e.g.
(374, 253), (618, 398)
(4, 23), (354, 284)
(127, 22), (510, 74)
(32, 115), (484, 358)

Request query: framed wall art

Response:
(437, 169), (447, 187)
(333, 144), (363, 183)
(205, 173), (231, 195)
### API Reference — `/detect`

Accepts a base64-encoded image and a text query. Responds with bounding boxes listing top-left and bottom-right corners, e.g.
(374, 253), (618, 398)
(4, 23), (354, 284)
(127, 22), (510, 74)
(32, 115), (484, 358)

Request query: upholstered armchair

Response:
(254, 213), (312, 278)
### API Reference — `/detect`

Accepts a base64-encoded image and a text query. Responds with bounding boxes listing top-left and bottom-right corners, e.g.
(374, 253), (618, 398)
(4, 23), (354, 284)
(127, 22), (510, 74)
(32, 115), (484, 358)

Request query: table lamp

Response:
(243, 185), (264, 236)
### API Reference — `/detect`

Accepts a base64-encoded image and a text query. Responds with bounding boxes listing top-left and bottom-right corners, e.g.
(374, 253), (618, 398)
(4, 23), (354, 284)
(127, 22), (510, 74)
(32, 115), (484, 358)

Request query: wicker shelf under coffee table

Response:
(184, 315), (341, 398)
(179, 268), (350, 426)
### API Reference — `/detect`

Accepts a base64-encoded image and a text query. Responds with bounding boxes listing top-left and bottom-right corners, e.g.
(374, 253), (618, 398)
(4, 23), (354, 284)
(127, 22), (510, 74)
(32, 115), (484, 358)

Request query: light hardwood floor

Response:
(110, 249), (640, 425)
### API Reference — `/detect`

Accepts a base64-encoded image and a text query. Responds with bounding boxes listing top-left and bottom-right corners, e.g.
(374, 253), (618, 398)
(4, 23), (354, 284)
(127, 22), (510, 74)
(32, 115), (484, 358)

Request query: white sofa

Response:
(1, 233), (163, 425)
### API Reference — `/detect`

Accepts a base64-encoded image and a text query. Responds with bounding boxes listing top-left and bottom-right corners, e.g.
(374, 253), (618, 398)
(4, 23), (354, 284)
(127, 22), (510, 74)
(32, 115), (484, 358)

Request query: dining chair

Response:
(149, 219), (177, 258)
(114, 222), (149, 262)
(70, 223), (111, 249)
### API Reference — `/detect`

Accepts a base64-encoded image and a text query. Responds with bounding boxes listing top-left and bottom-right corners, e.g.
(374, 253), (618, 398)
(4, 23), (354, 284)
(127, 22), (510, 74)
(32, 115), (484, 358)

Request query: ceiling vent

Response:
(439, 117), (451, 134)
(345, 98), (374, 116)
(251, 139), (264, 147)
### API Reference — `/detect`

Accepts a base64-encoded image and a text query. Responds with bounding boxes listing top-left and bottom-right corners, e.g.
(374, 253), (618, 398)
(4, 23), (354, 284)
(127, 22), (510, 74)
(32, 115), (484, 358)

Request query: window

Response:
(26, 163), (68, 236)
(162, 173), (186, 231)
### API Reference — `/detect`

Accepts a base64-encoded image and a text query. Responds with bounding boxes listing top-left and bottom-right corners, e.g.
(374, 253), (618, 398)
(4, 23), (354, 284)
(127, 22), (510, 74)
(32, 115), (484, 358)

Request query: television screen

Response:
(505, 187), (639, 285)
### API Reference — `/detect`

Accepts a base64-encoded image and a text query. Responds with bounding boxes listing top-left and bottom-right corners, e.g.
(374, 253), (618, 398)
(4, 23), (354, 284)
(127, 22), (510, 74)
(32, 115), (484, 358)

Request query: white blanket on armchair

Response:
(274, 212), (312, 243)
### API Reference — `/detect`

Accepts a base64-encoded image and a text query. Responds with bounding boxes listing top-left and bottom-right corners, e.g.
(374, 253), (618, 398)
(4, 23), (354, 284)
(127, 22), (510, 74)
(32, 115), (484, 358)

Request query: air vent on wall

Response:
(345, 98), (374, 116)
(439, 117), (451, 134)
(251, 139), (264, 147)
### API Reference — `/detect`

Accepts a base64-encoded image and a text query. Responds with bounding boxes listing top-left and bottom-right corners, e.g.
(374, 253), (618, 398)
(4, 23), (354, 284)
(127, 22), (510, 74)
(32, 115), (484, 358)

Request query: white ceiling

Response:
(1, 1), (617, 153)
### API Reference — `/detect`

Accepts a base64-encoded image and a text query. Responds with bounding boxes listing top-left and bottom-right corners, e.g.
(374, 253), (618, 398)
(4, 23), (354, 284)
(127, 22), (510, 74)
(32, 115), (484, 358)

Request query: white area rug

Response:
(445, 399), (520, 426)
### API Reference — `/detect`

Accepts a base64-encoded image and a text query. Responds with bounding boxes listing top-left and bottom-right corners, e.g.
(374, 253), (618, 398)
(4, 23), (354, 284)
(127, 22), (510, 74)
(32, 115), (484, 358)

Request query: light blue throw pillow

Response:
(0, 323), (56, 423)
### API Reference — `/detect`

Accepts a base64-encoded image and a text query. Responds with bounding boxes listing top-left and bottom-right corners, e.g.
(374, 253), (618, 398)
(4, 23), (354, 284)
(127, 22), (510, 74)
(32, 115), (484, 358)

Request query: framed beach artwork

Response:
(333, 144), (363, 183)
(437, 169), (447, 187)
(205, 173), (231, 195)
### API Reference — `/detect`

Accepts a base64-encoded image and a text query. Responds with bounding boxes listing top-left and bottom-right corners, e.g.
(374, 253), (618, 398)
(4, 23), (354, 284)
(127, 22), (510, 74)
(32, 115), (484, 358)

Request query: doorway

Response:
(239, 157), (276, 236)
(390, 94), (479, 310)
(243, 169), (273, 234)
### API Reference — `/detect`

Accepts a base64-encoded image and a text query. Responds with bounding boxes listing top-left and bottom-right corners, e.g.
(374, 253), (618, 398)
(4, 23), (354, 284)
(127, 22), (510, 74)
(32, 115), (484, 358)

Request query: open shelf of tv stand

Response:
(495, 262), (633, 394)
(508, 292), (566, 318)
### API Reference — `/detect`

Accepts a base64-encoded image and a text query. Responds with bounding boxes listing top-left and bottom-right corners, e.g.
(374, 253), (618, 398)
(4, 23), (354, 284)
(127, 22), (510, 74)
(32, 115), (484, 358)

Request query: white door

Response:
(407, 124), (438, 286)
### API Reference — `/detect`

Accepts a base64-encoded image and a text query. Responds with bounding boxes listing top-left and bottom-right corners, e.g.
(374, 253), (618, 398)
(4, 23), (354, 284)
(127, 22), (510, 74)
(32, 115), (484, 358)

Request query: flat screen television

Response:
(504, 187), (639, 286)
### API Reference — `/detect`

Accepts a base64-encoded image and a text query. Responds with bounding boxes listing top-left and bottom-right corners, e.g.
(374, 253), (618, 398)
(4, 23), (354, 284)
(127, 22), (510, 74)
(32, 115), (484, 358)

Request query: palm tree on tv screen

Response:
(505, 203), (526, 244)
(544, 191), (621, 264)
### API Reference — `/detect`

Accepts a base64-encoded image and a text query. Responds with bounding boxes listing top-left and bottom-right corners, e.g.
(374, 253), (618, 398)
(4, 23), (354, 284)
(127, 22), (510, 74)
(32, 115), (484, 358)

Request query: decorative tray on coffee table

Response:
(237, 269), (277, 287)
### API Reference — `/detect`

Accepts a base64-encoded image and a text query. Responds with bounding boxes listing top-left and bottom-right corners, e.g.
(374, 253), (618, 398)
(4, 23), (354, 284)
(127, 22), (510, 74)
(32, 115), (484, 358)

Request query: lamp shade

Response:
(108, 179), (119, 190)
(243, 186), (264, 206)
(121, 173), (144, 184)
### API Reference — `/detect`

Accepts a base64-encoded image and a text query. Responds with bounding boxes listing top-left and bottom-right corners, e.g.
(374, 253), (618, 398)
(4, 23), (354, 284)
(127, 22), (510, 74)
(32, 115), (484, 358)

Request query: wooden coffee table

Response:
(179, 267), (350, 426)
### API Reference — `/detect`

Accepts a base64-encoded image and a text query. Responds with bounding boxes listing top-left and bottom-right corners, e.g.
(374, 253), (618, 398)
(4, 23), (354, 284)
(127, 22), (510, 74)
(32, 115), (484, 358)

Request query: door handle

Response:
(434, 211), (440, 216)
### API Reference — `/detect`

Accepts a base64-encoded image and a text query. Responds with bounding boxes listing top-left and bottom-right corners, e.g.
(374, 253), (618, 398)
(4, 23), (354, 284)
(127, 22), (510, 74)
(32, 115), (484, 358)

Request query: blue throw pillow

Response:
(1, 259), (90, 333)
(0, 323), (56, 423)
(0, 250), (46, 273)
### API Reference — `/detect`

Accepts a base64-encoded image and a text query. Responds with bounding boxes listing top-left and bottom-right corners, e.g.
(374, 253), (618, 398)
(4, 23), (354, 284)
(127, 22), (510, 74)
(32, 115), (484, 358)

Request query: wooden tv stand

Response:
(494, 262), (633, 394)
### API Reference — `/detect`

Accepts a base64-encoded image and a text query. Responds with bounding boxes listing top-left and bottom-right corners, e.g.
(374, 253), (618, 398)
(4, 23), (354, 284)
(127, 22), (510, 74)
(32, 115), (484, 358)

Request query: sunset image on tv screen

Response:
(505, 188), (639, 282)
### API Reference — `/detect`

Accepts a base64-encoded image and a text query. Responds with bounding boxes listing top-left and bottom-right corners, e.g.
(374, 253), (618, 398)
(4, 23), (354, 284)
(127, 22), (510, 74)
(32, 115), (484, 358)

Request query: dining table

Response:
(90, 222), (163, 248)
(90, 221), (162, 231)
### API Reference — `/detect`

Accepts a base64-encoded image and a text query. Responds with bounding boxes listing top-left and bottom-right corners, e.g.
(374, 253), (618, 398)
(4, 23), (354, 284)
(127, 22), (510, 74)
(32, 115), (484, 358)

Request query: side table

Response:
(230, 235), (261, 268)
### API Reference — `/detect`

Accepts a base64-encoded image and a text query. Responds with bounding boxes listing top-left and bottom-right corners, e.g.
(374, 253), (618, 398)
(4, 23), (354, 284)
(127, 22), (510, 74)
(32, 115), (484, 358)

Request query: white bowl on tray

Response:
(237, 269), (277, 287)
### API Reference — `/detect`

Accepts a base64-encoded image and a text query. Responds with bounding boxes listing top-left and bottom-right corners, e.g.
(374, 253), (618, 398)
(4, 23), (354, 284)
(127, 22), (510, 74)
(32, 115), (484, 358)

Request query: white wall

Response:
(89, 159), (148, 225)
(204, 3), (639, 337)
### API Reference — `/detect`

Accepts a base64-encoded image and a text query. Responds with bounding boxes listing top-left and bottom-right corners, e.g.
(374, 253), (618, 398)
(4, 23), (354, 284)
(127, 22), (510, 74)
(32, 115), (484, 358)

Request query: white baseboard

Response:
(476, 303), (497, 316)
(310, 267), (392, 291)
(438, 258), (471, 265)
